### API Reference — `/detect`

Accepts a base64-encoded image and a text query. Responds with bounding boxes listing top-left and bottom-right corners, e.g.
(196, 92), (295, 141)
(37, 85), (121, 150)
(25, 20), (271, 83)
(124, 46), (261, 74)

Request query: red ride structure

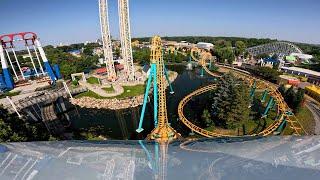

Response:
(0, 32), (57, 89)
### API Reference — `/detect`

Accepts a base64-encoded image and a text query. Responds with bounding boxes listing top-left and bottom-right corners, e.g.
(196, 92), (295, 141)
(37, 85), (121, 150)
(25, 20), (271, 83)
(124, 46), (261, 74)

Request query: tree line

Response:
(133, 36), (277, 48)
(278, 85), (305, 112)
(0, 107), (55, 142)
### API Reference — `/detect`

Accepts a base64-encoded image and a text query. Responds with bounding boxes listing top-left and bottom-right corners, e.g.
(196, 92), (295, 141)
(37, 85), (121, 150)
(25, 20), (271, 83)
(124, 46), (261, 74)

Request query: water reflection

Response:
(66, 65), (215, 140)
(0, 136), (320, 179)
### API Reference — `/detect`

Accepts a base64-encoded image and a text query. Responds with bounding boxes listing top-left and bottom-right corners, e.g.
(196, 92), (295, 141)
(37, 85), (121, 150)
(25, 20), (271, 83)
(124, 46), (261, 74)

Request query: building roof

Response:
(279, 75), (299, 81)
(197, 42), (214, 46)
(95, 67), (107, 74)
(264, 57), (279, 63)
(142, 64), (150, 73)
(305, 85), (320, 95)
(285, 56), (297, 62)
(290, 53), (313, 60)
(115, 64), (124, 70)
(281, 66), (320, 77)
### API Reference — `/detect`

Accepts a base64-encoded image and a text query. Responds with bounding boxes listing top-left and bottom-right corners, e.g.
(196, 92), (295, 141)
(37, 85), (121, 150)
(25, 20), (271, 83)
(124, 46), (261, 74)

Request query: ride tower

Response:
(118, 0), (135, 81)
(136, 36), (179, 142)
(99, 0), (117, 81)
(136, 36), (175, 134)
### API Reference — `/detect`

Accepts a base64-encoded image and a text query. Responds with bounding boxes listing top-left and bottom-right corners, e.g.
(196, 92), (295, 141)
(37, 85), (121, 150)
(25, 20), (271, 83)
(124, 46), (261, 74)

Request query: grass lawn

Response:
(87, 77), (100, 85)
(0, 91), (21, 99)
(75, 90), (107, 99)
(283, 105), (315, 135)
(102, 86), (115, 93)
(204, 118), (274, 136)
(75, 84), (145, 99)
(114, 85), (145, 99)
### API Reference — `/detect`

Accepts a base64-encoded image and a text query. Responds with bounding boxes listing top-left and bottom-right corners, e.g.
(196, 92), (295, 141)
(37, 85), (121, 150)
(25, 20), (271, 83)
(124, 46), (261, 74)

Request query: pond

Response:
(64, 64), (216, 140)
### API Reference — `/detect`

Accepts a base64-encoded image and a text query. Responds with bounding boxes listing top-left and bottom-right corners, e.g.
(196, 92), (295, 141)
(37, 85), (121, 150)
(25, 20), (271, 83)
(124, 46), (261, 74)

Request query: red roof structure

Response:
(95, 67), (107, 74)
(115, 64), (124, 71)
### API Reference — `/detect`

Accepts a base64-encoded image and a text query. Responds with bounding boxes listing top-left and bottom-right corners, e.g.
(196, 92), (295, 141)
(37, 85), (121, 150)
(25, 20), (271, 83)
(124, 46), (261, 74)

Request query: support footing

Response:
(136, 128), (144, 133)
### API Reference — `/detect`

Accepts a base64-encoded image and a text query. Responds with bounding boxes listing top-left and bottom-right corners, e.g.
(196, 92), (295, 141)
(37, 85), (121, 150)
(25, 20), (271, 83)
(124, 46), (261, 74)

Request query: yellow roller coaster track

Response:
(149, 36), (180, 142)
(177, 47), (307, 138)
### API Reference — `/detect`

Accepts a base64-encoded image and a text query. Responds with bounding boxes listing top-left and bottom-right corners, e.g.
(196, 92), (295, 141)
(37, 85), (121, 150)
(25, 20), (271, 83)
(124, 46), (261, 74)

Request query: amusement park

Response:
(0, 0), (320, 179)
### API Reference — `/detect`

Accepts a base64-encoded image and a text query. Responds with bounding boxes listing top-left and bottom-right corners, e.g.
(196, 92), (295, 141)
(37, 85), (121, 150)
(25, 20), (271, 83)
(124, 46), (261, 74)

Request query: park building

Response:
(259, 57), (281, 68)
(291, 53), (313, 61)
(68, 49), (82, 57)
(280, 66), (320, 85)
(285, 53), (313, 65)
(196, 42), (214, 50)
(162, 40), (177, 46)
(93, 47), (104, 56)
(131, 40), (140, 47)
(278, 75), (300, 87)
(305, 85), (320, 102)
(175, 41), (193, 49)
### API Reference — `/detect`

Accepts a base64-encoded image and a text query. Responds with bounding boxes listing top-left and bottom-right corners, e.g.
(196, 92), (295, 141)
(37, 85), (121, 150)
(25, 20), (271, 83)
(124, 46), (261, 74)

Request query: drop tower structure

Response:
(98, 0), (135, 81)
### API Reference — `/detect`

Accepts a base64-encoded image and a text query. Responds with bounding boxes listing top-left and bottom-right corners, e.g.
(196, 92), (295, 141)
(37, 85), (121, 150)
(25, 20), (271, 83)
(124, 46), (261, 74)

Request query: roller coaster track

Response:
(177, 47), (307, 138)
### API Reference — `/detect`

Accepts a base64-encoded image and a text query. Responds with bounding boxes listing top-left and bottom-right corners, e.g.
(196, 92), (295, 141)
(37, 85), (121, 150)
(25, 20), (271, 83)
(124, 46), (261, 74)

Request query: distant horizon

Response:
(1, 0), (320, 46)
(51, 35), (319, 47)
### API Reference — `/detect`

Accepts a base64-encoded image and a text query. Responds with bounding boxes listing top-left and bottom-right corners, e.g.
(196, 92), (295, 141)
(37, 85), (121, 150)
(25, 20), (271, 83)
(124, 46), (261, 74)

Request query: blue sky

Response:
(0, 0), (319, 45)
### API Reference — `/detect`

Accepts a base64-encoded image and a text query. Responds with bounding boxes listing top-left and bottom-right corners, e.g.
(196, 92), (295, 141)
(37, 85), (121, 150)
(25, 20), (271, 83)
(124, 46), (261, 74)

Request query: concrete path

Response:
(305, 99), (320, 135)
(79, 81), (124, 97)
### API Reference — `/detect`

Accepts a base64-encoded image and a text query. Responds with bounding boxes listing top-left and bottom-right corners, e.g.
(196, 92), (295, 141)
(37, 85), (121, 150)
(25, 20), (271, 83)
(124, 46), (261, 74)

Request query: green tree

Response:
(285, 86), (295, 107)
(0, 107), (51, 142)
(114, 48), (121, 58)
(256, 53), (269, 59)
(278, 84), (286, 95)
(201, 109), (212, 127)
(235, 41), (246, 56)
(132, 47), (150, 65)
(292, 88), (305, 111)
(278, 86), (305, 112)
(215, 47), (235, 64)
(210, 73), (250, 128)
(272, 61), (280, 70)
(83, 47), (94, 56)
(251, 66), (282, 83)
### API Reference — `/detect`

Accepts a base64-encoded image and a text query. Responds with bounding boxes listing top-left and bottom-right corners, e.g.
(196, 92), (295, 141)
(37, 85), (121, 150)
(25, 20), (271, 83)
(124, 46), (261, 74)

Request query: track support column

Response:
(276, 118), (287, 134)
(164, 65), (174, 94)
(261, 89), (268, 102)
(250, 80), (256, 98)
(136, 64), (157, 133)
(262, 97), (274, 118)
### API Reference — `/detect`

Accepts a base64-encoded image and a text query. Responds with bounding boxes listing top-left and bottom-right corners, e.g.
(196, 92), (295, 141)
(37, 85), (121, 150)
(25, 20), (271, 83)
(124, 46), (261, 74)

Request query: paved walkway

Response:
(79, 81), (124, 97)
(305, 98), (320, 135)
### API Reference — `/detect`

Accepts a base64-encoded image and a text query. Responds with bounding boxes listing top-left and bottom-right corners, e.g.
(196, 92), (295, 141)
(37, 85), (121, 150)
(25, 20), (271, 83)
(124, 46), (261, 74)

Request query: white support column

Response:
(4, 49), (19, 80)
(99, 0), (116, 80)
(6, 96), (22, 118)
(118, 0), (128, 73)
(26, 46), (39, 77)
(33, 45), (45, 75)
(11, 48), (25, 80)
(63, 81), (73, 99)
(118, 0), (135, 81)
